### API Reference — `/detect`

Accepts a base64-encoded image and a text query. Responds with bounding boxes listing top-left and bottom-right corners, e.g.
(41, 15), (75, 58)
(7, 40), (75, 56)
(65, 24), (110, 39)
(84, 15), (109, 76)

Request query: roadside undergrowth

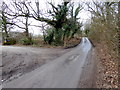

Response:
(93, 41), (118, 88)
(12, 37), (81, 49)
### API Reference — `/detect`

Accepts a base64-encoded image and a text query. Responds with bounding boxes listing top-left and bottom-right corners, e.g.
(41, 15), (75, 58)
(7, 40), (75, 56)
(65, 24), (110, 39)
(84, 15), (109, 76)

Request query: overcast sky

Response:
(2, 0), (119, 36)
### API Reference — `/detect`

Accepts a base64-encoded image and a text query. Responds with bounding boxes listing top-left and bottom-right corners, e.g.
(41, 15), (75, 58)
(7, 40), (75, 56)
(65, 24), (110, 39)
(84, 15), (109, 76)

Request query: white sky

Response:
(3, 0), (119, 36)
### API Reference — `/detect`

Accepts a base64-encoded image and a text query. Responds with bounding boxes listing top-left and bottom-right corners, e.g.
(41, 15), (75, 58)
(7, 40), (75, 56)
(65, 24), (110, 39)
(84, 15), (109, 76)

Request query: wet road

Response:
(3, 37), (93, 88)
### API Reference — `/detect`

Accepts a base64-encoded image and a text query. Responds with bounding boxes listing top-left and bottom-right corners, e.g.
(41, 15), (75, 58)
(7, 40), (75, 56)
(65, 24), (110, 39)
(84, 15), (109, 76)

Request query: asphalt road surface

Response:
(2, 37), (96, 88)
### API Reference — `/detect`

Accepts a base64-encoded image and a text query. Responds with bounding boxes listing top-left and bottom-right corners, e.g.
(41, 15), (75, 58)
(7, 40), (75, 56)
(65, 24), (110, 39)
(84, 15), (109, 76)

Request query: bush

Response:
(19, 37), (33, 45)
(32, 38), (44, 46)
(3, 38), (16, 45)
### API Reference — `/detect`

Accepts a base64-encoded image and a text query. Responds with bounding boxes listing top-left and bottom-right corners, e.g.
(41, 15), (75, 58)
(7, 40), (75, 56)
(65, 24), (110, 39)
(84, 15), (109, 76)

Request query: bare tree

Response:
(2, 0), (33, 41)
(1, 2), (14, 39)
(86, 1), (118, 55)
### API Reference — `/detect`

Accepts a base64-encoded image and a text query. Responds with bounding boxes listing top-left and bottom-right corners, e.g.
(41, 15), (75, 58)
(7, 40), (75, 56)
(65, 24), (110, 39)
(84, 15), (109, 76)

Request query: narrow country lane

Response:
(2, 37), (96, 88)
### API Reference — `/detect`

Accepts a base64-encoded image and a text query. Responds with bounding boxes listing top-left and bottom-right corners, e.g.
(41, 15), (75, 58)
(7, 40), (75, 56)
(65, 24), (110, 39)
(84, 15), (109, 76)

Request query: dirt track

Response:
(2, 46), (72, 83)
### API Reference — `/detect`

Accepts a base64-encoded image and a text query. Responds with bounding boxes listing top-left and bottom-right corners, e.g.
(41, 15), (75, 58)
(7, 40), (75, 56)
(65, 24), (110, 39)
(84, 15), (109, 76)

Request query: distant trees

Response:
(84, 22), (91, 36)
(2, 0), (82, 46)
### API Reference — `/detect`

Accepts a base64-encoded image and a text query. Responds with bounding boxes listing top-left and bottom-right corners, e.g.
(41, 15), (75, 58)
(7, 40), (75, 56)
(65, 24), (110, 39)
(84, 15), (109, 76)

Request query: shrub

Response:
(3, 37), (16, 45)
(19, 37), (33, 45)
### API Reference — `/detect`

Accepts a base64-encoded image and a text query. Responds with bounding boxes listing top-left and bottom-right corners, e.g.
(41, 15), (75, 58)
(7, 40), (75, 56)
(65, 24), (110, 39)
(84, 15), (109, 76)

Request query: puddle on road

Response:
(64, 54), (80, 64)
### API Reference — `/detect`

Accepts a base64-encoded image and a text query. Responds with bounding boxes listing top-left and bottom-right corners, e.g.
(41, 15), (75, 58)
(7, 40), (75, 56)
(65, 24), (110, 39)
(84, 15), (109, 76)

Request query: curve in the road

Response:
(3, 37), (92, 88)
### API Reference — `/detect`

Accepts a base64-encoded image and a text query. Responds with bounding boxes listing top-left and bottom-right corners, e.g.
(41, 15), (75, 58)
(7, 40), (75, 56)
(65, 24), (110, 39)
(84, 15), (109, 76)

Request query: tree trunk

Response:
(2, 10), (9, 38)
(25, 17), (29, 38)
(118, 2), (120, 34)
(106, 2), (111, 24)
(25, 16), (32, 44)
(118, 1), (120, 56)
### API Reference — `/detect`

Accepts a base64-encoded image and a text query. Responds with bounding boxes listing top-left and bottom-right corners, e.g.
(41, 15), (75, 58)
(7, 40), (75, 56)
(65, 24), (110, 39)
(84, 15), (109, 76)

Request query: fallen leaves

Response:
(95, 43), (118, 88)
